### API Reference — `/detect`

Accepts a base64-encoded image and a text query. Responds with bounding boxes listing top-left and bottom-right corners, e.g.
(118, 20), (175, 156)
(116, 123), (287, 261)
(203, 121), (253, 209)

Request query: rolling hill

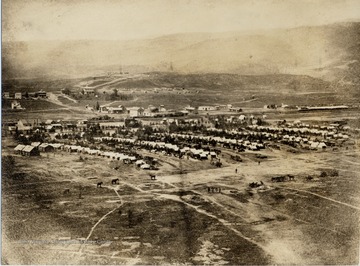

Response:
(2, 22), (359, 79)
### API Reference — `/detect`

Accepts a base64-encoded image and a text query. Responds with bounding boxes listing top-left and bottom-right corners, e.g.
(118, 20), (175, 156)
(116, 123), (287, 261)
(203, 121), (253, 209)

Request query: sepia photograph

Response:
(1, 0), (360, 264)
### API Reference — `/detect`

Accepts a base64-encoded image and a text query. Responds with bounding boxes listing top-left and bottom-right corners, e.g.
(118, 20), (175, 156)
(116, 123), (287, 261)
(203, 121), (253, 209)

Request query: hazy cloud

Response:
(2, 0), (360, 41)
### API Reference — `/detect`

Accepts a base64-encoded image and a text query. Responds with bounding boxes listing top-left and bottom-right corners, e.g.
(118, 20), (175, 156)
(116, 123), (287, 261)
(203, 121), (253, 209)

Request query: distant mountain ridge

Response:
(2, 22), (360, 83)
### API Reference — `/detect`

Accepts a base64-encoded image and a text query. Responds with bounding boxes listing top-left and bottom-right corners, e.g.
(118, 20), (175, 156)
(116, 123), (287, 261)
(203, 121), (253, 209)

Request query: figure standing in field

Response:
(128, 209), (133, 228)
(235, 168), (238, 174)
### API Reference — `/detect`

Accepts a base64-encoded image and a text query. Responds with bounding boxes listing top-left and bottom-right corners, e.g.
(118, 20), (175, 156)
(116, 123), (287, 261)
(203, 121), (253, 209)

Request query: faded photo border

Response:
(1, 0), (360, 265)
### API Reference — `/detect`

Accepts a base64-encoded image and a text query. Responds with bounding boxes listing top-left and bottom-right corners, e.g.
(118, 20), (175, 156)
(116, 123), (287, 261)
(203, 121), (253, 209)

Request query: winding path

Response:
(282, 187), (360, 211)
(78, 187), (123, 253)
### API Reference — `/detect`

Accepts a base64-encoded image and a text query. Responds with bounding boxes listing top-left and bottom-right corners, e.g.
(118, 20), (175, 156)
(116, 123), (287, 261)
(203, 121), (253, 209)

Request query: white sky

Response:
(3, 0), (360, 41)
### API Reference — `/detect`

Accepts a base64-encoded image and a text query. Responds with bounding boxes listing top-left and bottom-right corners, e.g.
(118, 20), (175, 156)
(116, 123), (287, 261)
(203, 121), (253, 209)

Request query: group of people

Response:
(207, 187), (221, 193)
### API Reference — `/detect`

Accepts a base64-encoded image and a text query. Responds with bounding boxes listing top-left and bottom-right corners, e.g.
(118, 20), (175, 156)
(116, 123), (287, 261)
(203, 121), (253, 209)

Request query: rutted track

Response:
(280, 187), (360, 211)
(79, 186), (124, 253)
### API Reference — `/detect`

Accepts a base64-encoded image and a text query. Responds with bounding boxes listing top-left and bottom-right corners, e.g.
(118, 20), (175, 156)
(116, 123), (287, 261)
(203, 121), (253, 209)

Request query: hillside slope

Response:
(2, 22), (360, 84)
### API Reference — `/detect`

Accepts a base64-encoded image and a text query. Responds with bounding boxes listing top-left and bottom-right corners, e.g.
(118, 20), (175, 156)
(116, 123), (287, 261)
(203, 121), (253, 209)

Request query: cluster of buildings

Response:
(3, 91), (48, 110)
(2, 91), (47, 100)
(264, 103), (351, 112)
(197, 104), (241, 112)
(5, 119), (86, 134)
(98, 104), (169, 117)
(96, 104), (242, 117)
(97, 104), (180, 117)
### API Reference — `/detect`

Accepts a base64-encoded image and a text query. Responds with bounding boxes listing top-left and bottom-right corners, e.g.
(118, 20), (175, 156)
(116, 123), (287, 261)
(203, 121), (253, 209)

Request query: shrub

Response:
(320, 171), (327, 177)
(328, 169), (339, 176)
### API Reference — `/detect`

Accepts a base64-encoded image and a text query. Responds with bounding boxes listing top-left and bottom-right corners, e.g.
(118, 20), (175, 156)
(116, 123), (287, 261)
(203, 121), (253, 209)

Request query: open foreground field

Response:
(2, 133), (359, 264)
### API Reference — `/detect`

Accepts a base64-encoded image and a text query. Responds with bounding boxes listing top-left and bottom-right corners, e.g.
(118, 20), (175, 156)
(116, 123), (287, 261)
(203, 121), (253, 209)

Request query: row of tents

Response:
(154, 131), (330, 151)
(14, 142), (152, 168)
(96, 137), (218, 160)
(247, 125), (350, 139)
(202, 127), (348, 149)
(166, 133), (264, 151)
(62, 144), (152, 168)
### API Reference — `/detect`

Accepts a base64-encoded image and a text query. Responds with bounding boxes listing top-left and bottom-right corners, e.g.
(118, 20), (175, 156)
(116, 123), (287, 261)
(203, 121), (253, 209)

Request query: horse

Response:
(97, 182), (103, 188)
(63, 188), (70, 194)
(111, 178), (119, 185)
(272, 176), (285, 182)
(249, 181), (263, 188)
(249, 182), (257, 188)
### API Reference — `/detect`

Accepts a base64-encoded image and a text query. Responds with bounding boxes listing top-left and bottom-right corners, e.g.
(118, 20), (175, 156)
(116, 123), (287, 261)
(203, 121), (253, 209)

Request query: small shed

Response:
(39, 143), (55, 152)
(318, 142), (327, 149)
(14, 144), (26, 154)
(22, 145), (40, 156)
(140, 164), (151, 169)
(135, 160), (145, 166)
(310, 142), (319, 150)
(50, 143), (64, 149)
(210, 151), (217, 158)
(31, 142), (41, 147)
(200, 153), (208, 160)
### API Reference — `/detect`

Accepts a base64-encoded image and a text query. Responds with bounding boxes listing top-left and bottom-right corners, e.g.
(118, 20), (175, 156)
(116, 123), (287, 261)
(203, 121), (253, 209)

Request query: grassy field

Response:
(2, 136), (359, 264)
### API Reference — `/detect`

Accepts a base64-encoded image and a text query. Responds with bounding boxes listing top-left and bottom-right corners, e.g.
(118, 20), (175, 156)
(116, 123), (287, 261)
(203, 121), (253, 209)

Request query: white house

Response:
(15, 92), (22, 99)
(17, 120), (32, 131)
(159, 105), (167, 112)
(11, 101), (23, 110)
(99, 106), (109, 113)
(185, 106), (196, 113)
(108, 106), (125, 114)
(143, 108), (156, 117)
(198, 106), (217, 111)
(83, 88), (95, 95)
(3, 92), (11, 99)
(128, 107), (144, 117)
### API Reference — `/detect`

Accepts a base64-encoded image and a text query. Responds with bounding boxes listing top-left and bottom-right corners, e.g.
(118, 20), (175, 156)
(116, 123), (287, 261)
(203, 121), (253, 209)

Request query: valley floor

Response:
(2, 137), (359, 265)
